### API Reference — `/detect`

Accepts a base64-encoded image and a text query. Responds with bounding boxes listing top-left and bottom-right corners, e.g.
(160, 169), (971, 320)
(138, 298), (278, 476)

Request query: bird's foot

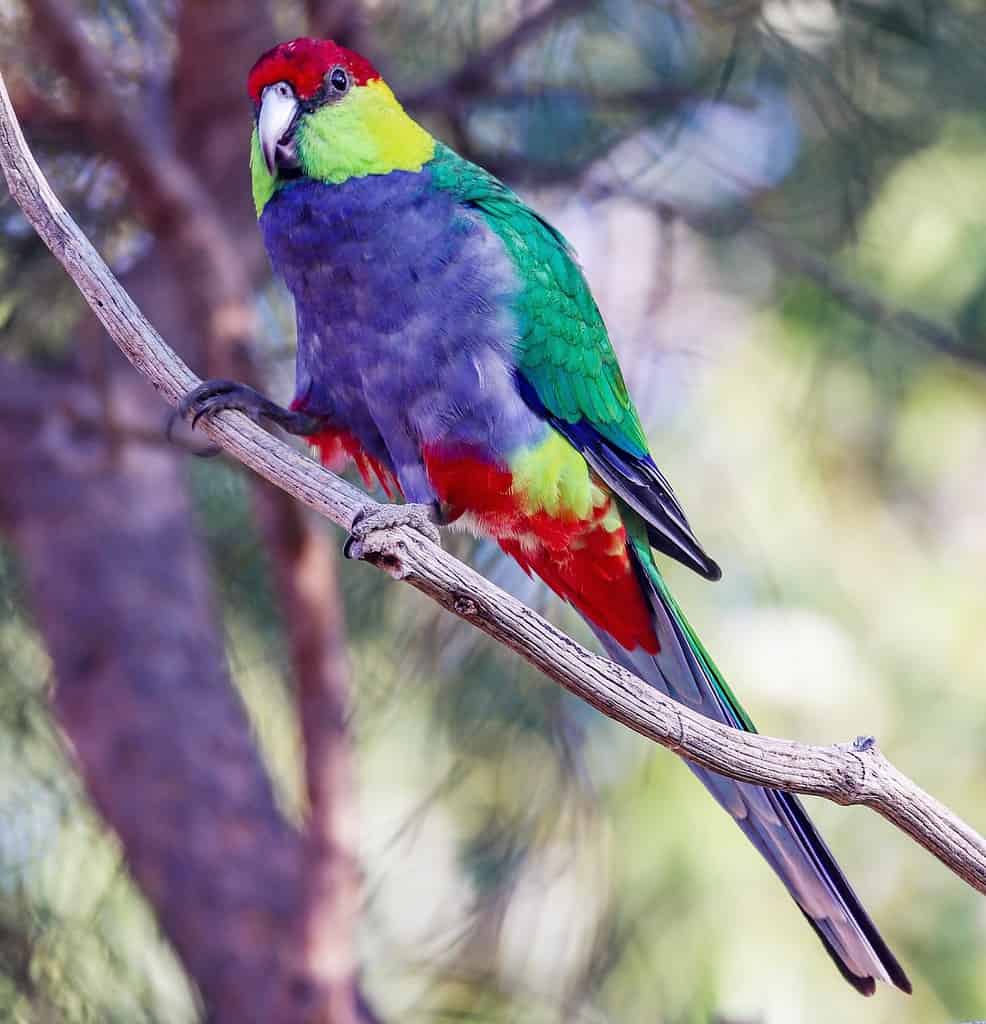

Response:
(177, 379), (322, 436)
(344, 501), (443, 560)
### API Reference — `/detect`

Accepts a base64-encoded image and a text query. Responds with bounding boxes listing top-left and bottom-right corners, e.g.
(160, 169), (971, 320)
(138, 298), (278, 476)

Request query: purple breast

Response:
(259, 171), (548, 479)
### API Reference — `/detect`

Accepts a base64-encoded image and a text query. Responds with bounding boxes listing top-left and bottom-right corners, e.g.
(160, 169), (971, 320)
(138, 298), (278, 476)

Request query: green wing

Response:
(428, 144), (649, 457)
(429, 145), (720, 579)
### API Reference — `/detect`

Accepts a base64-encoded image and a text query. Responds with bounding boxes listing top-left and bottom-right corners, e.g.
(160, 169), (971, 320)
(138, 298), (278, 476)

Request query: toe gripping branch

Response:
(177, 379), (323, 436)
(176, 380), (451, 562)
(344, 502), (448, 561)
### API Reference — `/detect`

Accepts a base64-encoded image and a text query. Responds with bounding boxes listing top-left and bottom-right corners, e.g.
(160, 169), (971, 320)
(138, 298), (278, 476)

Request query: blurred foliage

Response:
(2, 0), (986, 1022)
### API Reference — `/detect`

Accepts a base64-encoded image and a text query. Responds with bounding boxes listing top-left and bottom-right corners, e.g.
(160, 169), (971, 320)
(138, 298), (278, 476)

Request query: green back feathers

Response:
(428, 145), (650, 458)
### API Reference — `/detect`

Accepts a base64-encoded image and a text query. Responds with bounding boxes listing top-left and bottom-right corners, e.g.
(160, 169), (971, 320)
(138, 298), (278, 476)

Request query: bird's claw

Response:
(164, 406), (222, 457)
(344, 502), (443, 560)
(177, 379), (322, 436)
(178, 379), (272, 429)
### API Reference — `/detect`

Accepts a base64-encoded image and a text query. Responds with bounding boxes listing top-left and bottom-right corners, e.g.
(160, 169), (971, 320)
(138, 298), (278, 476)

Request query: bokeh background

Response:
(1, 1), (985, 1022)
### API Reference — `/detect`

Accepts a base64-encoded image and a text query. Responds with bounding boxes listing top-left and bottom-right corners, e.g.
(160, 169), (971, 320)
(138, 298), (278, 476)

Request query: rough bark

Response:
(0, 360), (305, 1020)
(254, 486), (366, 1024)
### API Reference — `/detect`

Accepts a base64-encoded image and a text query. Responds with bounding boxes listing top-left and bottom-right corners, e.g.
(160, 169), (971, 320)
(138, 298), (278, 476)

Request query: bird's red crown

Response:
(247, 38), (380, 104)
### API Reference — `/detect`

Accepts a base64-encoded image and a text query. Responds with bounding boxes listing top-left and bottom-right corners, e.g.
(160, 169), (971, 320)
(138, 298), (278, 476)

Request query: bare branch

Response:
(306, 0), (371, 51)
(591, 174), (978, 369)
(749, 222), (979, 367)
(406, 0), (596, 111)
(2, 69), (985, 902)
(24, 0), (254, 349)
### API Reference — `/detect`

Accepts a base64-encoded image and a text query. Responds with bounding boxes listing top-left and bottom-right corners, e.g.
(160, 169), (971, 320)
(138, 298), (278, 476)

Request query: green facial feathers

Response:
(250, 129), (278, 215)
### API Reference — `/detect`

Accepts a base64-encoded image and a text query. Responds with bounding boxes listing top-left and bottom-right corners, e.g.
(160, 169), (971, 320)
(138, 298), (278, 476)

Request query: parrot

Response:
(182, 38), (910, 996)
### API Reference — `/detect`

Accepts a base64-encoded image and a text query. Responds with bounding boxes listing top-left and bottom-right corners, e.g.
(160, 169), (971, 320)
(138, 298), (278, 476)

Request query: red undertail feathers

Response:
(423, 445), (658, 654)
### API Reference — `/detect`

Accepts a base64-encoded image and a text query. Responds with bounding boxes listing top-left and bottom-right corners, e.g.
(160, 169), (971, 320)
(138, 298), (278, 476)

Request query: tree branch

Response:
(306, 0), (371, 51)
(405, 0), (596, 111)
(3, 70), (985, 900)
(24, 0), (256, 351)
(589, 176), (978, 370)
(749, 222), (979, 367)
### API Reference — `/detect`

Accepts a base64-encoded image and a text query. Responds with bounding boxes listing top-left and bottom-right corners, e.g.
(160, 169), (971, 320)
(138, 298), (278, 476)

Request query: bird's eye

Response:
(327, 66), (350, 95)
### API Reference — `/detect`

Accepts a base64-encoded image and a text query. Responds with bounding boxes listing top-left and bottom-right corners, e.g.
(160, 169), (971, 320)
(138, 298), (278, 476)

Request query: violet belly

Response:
(259, 171), (548, 502)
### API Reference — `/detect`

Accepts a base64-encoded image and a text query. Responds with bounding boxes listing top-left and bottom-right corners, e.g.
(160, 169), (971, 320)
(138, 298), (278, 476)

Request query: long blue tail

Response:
(590, 537), (911, 996)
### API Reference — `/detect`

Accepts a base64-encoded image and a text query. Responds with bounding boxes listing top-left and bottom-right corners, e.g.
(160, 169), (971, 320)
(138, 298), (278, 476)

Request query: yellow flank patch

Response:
(510, 432), (594, 519)
(297, 80), (435, 184)
(600, 500), (623, 533)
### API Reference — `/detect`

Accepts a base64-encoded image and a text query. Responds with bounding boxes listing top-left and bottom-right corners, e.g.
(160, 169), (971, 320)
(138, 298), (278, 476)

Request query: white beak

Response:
(258, 83), (300, 175)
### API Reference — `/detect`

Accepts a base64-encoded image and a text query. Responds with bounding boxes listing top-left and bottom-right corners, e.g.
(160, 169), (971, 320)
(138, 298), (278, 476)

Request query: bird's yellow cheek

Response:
(295, 80), (435, 184)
